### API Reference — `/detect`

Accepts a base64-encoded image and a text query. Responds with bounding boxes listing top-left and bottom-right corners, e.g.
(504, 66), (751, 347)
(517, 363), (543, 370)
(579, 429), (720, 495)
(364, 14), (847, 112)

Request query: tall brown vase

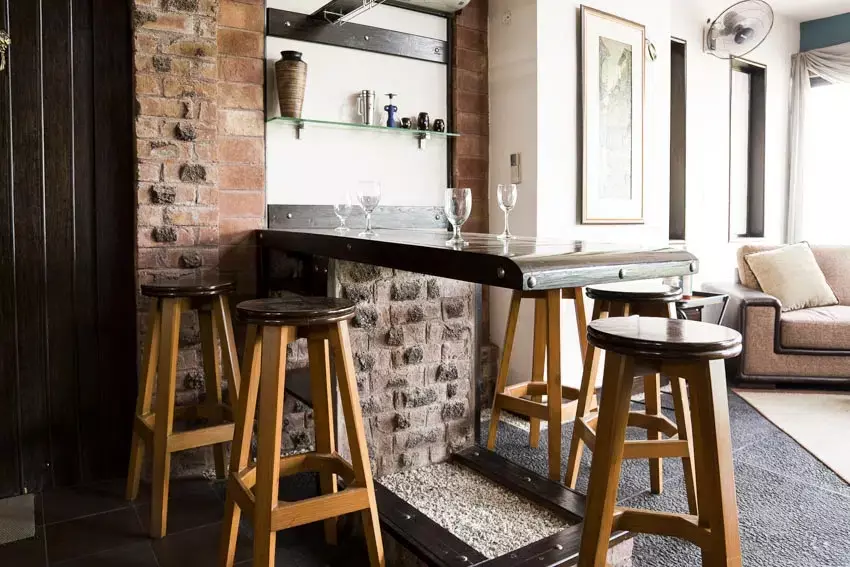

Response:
(275, 50), (307, 118)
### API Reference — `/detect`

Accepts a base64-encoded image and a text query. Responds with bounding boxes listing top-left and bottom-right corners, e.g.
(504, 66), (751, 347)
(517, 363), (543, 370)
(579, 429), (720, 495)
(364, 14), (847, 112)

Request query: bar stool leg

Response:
(687, 360), (742, 567)
(254, 326), (295, 567)
(670, 375), (698, 515)
(564, 300), (604, 488)
(199, 307), (227, 480)
(126, 299), (161, 501)
(545, 289), (562, 482)
(643, 375), (663, 494)
(577, 352), (636, 567)
(487, 291), (522, 450)
(528, 298), (547, 448)
(331, 320), (386, 567)
(307, 333), (338, 545)
(151, 297), (185, 538)
(212, 295), (241, 404)
(220, 325), (262, 567)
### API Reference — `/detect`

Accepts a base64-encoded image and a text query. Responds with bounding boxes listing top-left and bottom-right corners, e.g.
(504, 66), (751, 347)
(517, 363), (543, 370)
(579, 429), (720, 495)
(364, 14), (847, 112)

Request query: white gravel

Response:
(380, 462), (572, 558)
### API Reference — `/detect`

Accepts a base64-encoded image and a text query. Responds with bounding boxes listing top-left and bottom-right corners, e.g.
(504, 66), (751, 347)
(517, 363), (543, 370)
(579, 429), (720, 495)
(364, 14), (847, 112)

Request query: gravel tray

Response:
(380, 462), (572, 558)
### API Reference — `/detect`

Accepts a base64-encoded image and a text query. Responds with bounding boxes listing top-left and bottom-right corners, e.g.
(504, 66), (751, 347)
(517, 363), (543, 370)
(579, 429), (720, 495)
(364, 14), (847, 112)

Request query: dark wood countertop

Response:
(258, 228), (698, 291)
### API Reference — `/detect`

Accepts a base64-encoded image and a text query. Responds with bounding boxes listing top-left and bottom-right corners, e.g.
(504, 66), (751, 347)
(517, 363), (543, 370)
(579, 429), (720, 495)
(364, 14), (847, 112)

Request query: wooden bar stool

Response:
(219, 296), (384, 567)
(565, 284), (698, 514)
(126, 276), (240, 538)
(487, 287), (587, 481)
(578, 316), (743, 567)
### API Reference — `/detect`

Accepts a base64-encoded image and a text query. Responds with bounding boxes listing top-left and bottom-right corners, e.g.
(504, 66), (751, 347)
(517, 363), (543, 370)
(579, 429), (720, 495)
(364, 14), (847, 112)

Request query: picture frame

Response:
(581, 5), (646, 224)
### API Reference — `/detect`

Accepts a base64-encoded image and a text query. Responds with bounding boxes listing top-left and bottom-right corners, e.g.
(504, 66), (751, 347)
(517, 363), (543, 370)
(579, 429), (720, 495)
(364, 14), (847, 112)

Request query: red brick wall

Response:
(453, 0), (489, 235)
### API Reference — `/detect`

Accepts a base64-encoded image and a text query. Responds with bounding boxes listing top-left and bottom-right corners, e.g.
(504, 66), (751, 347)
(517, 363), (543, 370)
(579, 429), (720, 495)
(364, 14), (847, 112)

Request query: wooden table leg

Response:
(487, 291), (522, 450)
(126, 299), (160, 501)
(546, 289), (562, 482)
(529, 297), (547, 448)
(577, 351), (635, 567)
(331, 321), (385, 567)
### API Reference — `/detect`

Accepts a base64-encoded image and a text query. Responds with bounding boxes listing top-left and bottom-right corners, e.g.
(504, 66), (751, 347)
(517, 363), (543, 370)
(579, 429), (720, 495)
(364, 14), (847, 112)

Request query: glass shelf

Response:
(266, 116), (459, 148)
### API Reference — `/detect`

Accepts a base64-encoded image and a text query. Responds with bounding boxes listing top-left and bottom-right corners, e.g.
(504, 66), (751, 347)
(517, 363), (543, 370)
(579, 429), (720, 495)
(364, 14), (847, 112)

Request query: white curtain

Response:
(787, 42), (850, 243)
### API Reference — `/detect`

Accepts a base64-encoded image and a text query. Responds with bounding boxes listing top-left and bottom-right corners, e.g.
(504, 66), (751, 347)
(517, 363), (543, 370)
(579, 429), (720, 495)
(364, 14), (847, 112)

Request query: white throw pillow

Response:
(744, 243), (838, 312)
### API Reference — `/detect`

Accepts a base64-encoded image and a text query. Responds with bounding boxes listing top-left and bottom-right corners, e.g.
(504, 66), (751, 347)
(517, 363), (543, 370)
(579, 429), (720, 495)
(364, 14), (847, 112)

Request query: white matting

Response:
(735, 389), (850, 484)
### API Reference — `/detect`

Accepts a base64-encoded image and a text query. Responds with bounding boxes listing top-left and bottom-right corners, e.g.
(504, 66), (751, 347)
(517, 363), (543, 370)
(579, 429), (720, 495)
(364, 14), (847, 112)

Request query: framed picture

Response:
(581, 6), (645, 224)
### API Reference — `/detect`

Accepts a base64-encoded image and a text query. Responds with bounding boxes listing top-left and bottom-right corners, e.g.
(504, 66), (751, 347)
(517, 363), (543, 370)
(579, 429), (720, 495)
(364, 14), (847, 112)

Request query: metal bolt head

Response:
(284, 20), (291, 27)
(457, 556), (468, 563)
(554, 544), (563, 551)
(347, 243), (352, 251)
(364, 35), (370, 41)
(527, 276), (537, 288)
(497, 267), (505, 279)
(435, 47), (442, 54)
(286, 212), (293, 219)
(690, 261), (697, 273)
(618, 268), (626, 279)
(402, 513), (412, 520)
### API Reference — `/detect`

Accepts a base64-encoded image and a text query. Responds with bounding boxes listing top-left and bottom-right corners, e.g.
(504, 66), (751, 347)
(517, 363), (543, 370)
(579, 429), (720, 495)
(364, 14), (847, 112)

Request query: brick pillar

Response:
(453, 0), (489, 235)
(132, 0), (265, 476)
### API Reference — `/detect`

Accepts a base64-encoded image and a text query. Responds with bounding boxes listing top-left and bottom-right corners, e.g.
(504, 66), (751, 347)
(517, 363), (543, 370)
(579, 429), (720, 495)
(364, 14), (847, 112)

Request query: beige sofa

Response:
(703, 244), (850, 385)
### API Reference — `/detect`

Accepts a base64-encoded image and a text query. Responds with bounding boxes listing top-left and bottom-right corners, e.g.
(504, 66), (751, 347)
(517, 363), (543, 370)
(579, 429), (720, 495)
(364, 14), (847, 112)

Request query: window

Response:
(669, 38), (687, 242)
(800, 82), (850, 244)
(728, 59), (766, 240)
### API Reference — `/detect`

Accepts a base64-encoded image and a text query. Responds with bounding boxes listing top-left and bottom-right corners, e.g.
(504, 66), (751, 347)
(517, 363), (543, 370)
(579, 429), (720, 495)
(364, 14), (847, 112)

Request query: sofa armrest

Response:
(701, 282), (781, 332)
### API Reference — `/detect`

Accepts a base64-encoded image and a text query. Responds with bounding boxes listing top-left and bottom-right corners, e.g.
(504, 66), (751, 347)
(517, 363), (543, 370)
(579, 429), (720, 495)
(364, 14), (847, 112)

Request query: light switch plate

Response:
(510, 153), (522, 184)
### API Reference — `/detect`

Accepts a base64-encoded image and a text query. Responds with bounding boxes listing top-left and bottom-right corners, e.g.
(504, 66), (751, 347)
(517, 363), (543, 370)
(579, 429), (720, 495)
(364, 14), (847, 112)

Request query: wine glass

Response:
(357, 181), (382, 237)
(334, 191), (353, 232)
(497, 184), (517, 240)
(444, 188), (472, 247)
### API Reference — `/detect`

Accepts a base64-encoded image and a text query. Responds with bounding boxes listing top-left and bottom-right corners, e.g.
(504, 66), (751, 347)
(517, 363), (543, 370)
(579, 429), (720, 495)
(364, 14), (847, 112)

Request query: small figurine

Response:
(384, 93), (398, 128)
(417, 112), (430, 131)
(400, 117), (412, 129)
(433, 119), (446, 133)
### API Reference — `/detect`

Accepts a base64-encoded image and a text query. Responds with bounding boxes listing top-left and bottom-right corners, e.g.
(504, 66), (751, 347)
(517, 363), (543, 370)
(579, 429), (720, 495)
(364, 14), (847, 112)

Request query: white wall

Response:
(671, 0), (799, 283)
(489, 0), (799, 388)
(265, 0), (450, 206)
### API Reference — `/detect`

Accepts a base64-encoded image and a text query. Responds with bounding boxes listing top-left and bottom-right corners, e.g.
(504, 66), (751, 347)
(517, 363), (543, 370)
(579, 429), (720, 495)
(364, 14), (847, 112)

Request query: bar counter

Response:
(257, 227), (698, 290)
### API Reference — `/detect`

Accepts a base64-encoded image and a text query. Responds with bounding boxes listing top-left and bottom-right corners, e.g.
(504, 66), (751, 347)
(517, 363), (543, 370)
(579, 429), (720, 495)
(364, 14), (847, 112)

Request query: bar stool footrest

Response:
(577, 413), (687, 459)
(132, 414), (235, 453)
(613, 507), (709, 548)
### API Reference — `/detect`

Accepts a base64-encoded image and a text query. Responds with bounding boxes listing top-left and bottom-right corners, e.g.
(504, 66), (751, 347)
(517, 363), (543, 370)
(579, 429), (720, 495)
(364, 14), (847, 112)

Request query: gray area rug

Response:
(482, 390), (850, 567)
(0, 494), (35, 546)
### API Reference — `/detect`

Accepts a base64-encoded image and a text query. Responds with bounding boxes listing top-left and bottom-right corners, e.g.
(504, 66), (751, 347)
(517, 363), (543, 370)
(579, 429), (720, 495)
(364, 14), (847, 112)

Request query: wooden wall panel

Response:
(0, 0), (136, 497)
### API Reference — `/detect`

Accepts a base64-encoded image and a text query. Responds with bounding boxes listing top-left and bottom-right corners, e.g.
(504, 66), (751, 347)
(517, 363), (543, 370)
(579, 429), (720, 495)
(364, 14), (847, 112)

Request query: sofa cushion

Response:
(780, 306), (850, 350)
(737, 244), (850, 305)
(744, 243), (838, 312)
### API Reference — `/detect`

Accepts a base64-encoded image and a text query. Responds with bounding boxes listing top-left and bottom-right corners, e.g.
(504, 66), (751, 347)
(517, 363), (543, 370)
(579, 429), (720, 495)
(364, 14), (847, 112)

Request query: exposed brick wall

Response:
(131, 1), (488, 476)
(453, 0), (489, 235)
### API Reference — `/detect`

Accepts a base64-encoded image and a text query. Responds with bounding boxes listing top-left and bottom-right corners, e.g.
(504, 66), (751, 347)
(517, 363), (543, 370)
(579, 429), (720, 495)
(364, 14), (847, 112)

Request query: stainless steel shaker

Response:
(357, 90), (376, 125)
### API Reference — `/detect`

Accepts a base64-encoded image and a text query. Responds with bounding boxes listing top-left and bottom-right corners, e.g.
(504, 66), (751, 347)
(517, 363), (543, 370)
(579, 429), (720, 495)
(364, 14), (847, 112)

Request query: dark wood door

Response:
(0, 0), (136, 497)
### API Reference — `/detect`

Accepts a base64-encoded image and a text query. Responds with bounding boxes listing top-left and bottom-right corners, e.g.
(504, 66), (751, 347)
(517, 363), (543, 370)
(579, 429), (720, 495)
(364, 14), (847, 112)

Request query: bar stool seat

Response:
(127, 276), (240, 539)
(220, 296), (384, 567)
(141, 275), (235, 297)
(565, 284), (693, 508)
(578, 317), (743, 567)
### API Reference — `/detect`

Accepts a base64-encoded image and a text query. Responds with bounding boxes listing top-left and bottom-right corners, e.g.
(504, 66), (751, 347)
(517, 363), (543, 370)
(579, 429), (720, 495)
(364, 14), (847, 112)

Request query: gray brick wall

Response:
(335, 261), (476, 477)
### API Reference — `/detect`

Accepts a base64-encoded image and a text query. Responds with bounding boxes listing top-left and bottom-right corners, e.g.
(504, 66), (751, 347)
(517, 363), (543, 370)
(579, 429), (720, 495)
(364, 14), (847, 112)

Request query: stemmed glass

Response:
(497, 184), (517, 240)
(333, 191), (353, 232)
(356, 181), (382, 237)
(444, 188), (472, 247)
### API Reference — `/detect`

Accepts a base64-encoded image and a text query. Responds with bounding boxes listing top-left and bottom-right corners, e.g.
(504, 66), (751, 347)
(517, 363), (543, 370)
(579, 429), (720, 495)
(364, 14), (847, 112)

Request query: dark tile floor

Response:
(2, 390), (848, 566)
(0, 475), (370, 567)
